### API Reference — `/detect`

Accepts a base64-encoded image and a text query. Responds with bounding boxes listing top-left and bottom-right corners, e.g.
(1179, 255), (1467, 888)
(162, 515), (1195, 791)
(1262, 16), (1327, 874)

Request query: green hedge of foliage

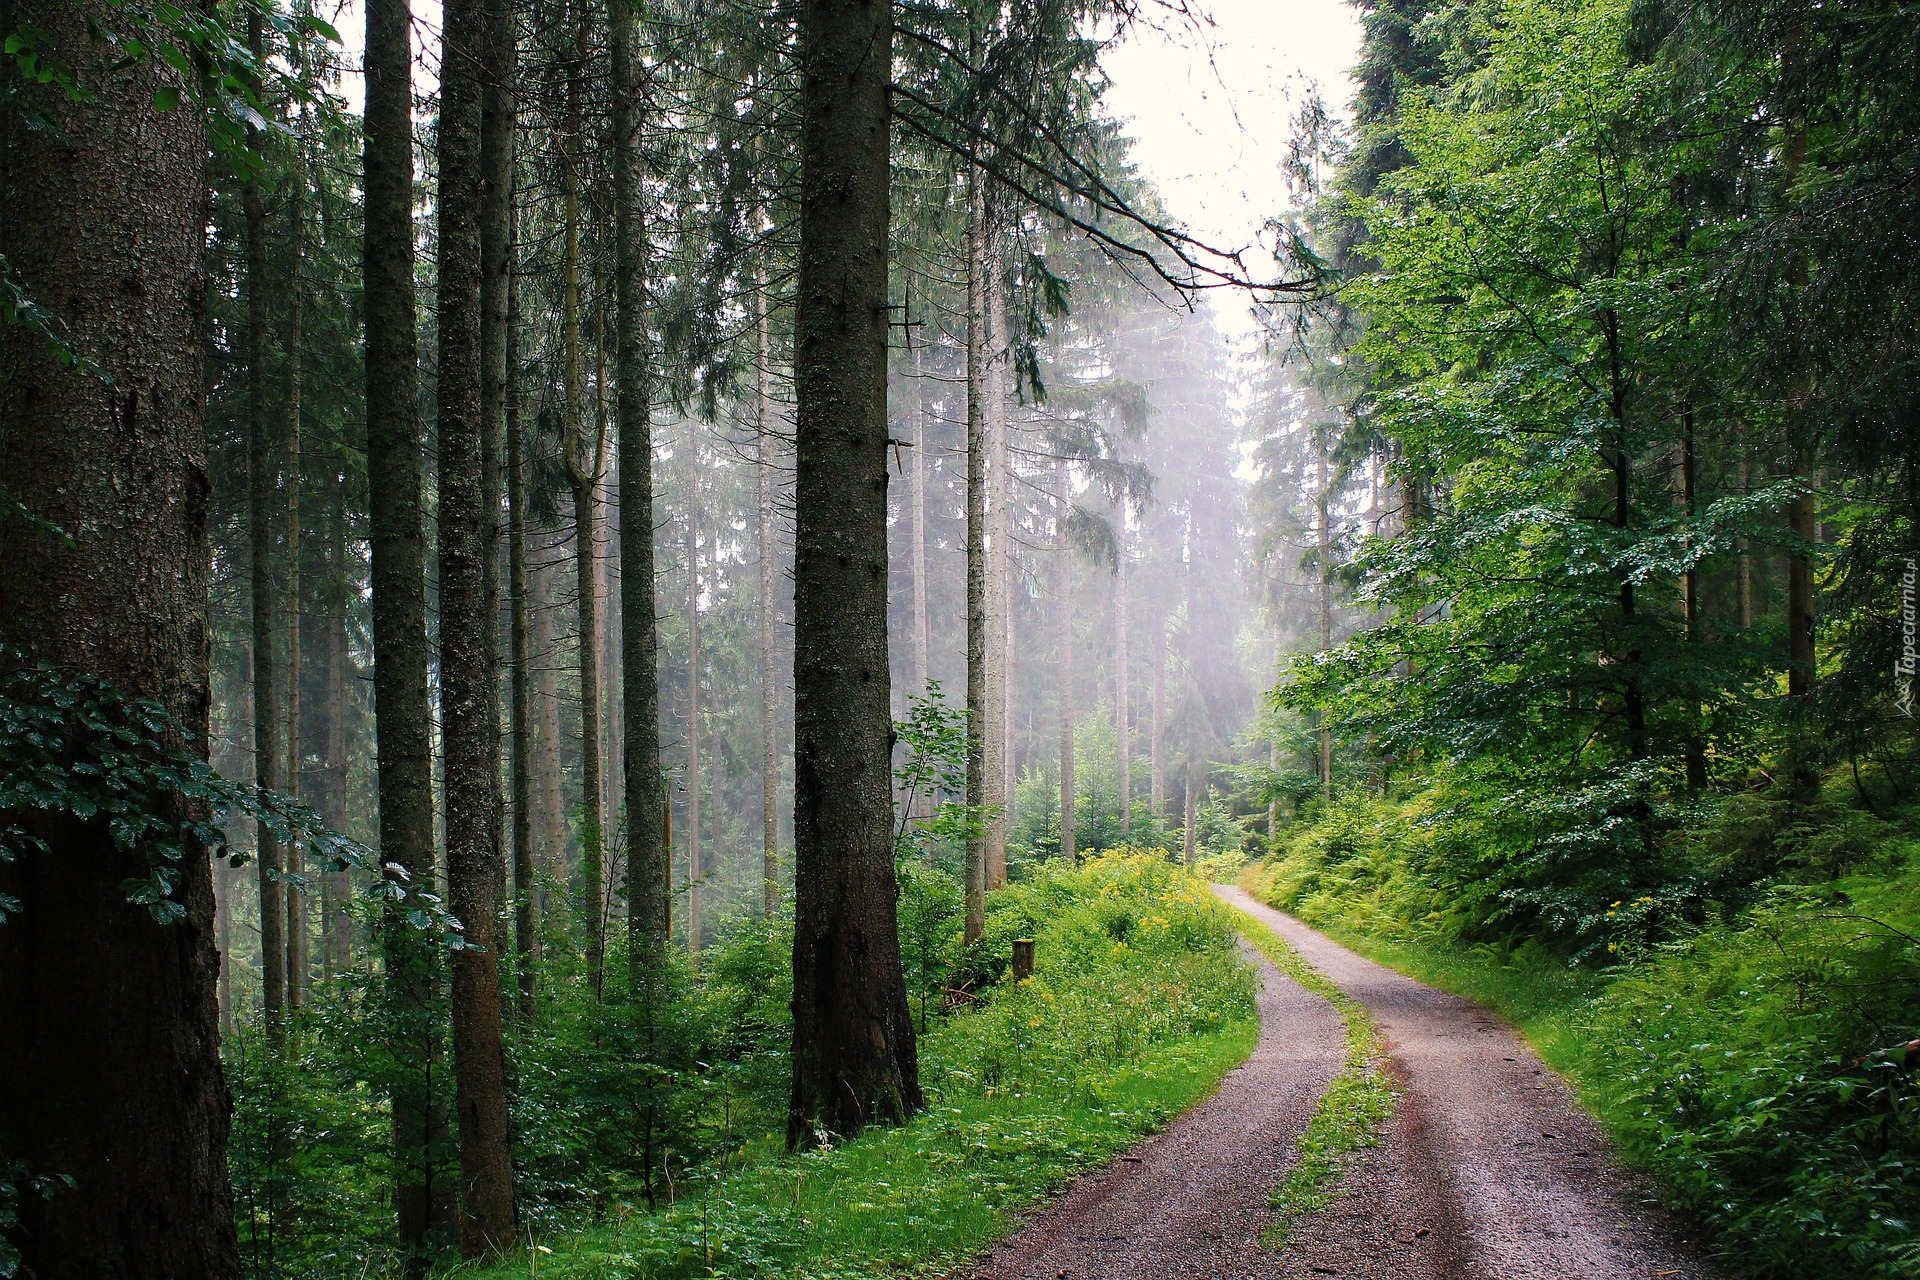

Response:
(1245, 784), (1920, 1280)
(231, 850), (1257, 1278)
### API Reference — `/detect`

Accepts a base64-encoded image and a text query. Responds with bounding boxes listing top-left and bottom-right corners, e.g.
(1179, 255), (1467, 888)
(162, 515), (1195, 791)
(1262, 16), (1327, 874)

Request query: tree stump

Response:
(1012, 938), (1035, 981)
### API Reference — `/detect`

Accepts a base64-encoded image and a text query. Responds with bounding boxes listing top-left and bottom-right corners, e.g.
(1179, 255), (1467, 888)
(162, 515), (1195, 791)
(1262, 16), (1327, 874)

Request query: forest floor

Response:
(961, 887), (1726, 1280)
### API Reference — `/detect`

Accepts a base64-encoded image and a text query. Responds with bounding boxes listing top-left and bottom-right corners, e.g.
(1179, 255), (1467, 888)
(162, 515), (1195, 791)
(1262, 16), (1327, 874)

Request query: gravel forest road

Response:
(959, 887), (1724, 1280)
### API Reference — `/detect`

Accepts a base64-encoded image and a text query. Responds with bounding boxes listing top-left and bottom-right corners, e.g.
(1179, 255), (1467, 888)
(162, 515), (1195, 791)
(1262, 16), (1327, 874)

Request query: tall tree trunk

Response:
(987, 256), (1010, 889)
(436, 0), (518, 1253)
(963, 173), (989, 944)
(323, 478), (352, 973)
(1267, 619), (1281, 842)
(612, 0), (669, 991)
(531, 539), (567, 885)
(246, 9), (286, 1046)
(911, 334), (930, 705)
(597, 327), (623, 814)
(788, 0), (922, 1147)
(561, 12), (607, 992)
(1317, 436), (1333, 800)
(1003, 555), (1016, 858)
(573, 370), (605, 990)
(1151, 608), (1166, 823)
(1681, 405), (1708, 789)
(0, 18), (239, 1269)
(283, 131), (308, 1012)
(1781, 105), (1817, 709)
(1182, 761), (1199, 865)
(1602, 315), (1647, 763)
(365, 0), (454, 1257)
(759, 271), (783, 915)
(1114, 556), (1131, 838)
(1183, 506), (1203, 864)
(684, 436), (704, 952)
(1056, 462), (1076, 864)
(1787, 445), (1816, 699)
(218, 859), (236, 1034)
(480, 0), (517, 1014)
(507, 262), (539, 1019)
(1737, 443), (1754, 630)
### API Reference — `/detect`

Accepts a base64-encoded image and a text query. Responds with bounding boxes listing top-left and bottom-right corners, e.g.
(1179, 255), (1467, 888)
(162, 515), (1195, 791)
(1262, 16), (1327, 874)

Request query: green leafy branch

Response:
(4, 1), (344, 177)
(894, 680), (999, 854)
(0, 653), (465, 944)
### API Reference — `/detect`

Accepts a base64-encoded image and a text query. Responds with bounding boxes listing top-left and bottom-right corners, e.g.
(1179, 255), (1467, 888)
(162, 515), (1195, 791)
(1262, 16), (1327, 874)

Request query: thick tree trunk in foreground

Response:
(437, 0), (517, 1253)
(789, 0), (922, 1148)
(1317, 439), (1333, 800)
(1681, 409), (1708, 789)
(612, 0), (668, 988)
(0, 20), (239, 1275)
(1736, 445), (1754, 630)
(364, 0), (454, 1259)
(1268, 620), (1281, 841)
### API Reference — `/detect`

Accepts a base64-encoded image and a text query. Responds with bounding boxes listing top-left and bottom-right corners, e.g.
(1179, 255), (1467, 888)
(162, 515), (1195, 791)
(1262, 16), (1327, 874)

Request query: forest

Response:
(0, 0), (1916, 1277)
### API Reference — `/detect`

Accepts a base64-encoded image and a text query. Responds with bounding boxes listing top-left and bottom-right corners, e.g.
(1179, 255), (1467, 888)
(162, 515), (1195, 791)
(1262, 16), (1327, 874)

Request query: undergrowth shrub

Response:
(935, 851), (1254, 1100)
(1245, 777), (1920, 1280)
(233, 850), (1254, 1278)
(462, 849), (1255, 1279)
(1579, 879), (1920, 1278)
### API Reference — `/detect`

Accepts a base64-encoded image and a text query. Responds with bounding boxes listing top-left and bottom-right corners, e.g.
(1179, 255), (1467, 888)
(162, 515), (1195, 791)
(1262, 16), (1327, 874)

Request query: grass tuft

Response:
(1227, 905), (1396, 1249)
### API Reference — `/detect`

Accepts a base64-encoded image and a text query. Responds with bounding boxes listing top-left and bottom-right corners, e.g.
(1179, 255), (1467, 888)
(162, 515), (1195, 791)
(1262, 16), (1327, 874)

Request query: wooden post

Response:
(1011, 939), (1035, 981)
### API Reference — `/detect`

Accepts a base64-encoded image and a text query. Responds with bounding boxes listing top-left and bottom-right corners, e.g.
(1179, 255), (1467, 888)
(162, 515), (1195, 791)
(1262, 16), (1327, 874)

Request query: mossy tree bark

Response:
(479, 0), (517, 1009)
(560, 7), (608, 991)
(611, 0), (669, 991)
(0, 14), (240, 1274)
(283, 123), (308, 1011)
(363, 0), (455, 1259)
(788, 0), (923, 1149)
(437, 0), (518, 1252)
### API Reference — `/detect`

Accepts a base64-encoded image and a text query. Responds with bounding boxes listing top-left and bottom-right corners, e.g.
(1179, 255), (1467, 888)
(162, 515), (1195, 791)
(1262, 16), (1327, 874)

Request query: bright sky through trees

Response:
(1102, 0), (1362, 338)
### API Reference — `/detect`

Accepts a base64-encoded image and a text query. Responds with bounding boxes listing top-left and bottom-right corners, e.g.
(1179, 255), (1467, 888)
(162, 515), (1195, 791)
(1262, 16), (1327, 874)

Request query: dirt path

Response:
(961, 889), (1725, 1280)
(964, 945), (1348, 1280)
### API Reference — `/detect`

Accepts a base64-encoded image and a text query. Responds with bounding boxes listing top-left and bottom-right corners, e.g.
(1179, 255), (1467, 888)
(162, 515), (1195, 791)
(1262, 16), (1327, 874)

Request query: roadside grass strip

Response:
(1229, 906), (1397, 1249)
(467, 854), (1261, 1280)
